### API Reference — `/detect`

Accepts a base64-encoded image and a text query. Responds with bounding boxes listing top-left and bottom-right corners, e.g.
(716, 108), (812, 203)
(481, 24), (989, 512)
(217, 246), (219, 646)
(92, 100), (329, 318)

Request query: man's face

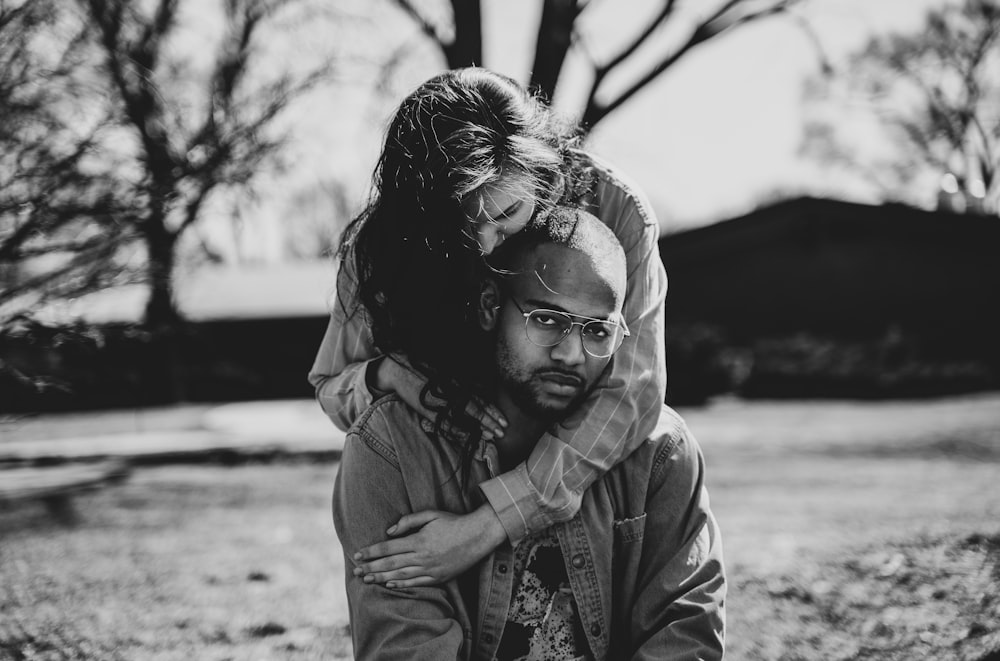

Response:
(493, 243), (623, 421)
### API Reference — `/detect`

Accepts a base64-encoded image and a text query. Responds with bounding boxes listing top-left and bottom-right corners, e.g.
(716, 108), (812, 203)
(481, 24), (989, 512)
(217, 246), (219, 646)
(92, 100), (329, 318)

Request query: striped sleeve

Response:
(479, 155), (668, 542)
(307, 257), (383, 432)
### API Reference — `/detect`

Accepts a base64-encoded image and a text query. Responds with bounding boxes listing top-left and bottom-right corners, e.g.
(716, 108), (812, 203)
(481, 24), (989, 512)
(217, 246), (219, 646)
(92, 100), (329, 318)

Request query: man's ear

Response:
(478, 278), (501, 330)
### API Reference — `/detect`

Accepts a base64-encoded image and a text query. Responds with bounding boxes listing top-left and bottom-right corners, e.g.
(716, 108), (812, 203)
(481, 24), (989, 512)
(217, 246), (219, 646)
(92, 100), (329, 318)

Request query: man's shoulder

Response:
(648, 404), (690, 445)
(624, 404), (702, 481)
(347, 394), (424, 458)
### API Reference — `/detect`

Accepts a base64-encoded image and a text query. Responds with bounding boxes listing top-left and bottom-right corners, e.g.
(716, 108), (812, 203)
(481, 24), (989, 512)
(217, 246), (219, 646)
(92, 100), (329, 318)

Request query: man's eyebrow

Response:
(523, 297), (565, 312)
(523, 298), (616, 322)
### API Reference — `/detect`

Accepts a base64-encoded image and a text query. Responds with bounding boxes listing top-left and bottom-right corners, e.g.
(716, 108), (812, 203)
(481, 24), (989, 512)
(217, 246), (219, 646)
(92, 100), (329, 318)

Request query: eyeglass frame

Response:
(505, 296), (630, 358)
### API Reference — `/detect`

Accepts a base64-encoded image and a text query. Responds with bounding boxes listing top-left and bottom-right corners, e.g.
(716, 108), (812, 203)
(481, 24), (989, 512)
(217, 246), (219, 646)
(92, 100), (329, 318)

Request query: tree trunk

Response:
(529, 0), (577, 101)
(144, 220), (179, 330)
(447, 0), (482, 67)
(142, 216), (185, 403)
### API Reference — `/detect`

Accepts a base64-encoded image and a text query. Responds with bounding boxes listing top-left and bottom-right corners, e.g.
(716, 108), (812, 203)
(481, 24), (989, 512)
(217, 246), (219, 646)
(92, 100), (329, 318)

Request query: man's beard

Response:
(496, 348), (587, 424)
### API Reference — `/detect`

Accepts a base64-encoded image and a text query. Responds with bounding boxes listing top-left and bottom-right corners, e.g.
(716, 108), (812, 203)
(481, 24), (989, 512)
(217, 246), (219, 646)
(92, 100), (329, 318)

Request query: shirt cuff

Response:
(479, 463), (549, 544)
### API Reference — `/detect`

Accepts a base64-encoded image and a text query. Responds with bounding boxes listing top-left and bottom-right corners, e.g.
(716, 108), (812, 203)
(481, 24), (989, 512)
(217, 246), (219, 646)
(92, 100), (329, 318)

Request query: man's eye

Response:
(531, 313), (562, 328)
(584, 323), (611, 339)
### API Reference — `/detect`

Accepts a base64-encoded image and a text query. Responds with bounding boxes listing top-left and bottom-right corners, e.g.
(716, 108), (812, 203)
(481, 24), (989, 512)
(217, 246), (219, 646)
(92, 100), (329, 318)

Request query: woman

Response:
(309, 67), (667, 587)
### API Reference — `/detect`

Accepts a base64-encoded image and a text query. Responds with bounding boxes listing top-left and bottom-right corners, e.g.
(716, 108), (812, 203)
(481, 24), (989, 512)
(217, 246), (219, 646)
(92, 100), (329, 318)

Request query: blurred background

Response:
(3, 0), (998, 408)
(1, 1), (998, 659)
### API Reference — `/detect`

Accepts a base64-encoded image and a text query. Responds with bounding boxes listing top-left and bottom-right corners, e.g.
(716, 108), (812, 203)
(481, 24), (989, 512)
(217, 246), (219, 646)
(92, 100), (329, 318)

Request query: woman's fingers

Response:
(385, 575), (435, 589)
(353, 555), (439, 586)
(365, 567), (432, 585)
(354, 537), (411, 563)
(354, 510), (445, 575)
(387, 510), (440, 536)
(352, 551), (416, 577)
(483, 401), (508, 431)
(465, 398), (508, 438)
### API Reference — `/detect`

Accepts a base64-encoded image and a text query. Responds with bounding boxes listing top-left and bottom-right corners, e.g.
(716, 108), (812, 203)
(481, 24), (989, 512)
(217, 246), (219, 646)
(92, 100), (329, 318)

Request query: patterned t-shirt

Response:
(494, 529), (591, 661)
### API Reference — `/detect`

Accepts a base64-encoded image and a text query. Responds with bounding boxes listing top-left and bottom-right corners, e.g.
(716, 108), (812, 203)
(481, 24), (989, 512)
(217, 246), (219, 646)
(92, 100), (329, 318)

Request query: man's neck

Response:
(493, 391), (548, 473)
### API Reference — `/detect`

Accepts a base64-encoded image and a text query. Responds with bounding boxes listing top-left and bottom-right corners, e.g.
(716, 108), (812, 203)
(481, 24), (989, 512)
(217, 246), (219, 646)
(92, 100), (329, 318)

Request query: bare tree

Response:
(0, 0), (133, 325)
(1, 0), (330, 333)
(388, 0), (803, 130)
(802, 0), (1000, 213)
(80, 0), (330, 328)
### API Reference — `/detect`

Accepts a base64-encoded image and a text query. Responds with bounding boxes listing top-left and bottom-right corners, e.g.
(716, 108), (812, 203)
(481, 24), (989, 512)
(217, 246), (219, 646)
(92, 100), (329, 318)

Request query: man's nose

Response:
(550, 328), (586, 366)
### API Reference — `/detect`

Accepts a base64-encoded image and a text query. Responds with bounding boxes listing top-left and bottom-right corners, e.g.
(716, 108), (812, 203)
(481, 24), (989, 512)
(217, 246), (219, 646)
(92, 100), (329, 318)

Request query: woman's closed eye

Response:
(494, 200), (522, 221)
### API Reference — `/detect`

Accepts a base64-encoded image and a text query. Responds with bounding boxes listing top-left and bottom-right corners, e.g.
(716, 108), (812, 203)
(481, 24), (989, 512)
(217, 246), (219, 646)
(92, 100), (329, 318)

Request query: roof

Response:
(658, 197), (999, 268)
(40, 260), (339, 325)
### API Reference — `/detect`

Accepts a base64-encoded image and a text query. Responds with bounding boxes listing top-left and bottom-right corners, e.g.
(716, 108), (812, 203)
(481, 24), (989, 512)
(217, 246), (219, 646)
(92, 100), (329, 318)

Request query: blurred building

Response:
(2, 262), (337, 412)
(6, 198), (999, 413)
(659, 197), (1000, 399)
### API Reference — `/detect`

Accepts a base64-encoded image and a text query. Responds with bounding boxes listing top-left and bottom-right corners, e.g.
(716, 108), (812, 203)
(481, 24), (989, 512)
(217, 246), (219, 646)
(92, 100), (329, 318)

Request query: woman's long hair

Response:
(337, 67), (592, 462)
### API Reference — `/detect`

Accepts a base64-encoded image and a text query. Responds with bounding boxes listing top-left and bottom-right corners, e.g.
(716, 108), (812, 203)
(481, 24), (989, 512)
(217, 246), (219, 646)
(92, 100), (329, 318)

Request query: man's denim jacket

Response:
(333, 396), (726, 660)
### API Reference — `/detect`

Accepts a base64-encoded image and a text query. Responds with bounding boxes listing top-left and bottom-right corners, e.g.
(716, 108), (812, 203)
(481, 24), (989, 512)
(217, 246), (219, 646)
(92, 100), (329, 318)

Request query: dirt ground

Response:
(2, 394), (999, 660)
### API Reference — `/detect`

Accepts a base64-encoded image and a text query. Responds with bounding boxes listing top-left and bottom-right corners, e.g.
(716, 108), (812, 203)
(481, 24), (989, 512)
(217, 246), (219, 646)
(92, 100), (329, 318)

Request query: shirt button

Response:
(498, 564), (508, 574)
(590, 622), (601, 637)
(571, 554), (586, 569)
(483, 633), (495, 644)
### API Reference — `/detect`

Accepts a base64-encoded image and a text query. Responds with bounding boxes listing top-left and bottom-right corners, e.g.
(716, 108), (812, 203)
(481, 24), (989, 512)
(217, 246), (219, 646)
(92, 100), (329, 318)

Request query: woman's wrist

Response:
(365, 356), (391, 396)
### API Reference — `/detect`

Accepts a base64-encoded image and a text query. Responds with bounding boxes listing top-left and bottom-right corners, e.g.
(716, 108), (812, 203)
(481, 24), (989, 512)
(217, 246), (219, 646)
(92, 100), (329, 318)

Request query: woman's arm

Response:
(478, 155), (667, 541)
(307, 258), (384, 432)
(352, 157), (667, 583)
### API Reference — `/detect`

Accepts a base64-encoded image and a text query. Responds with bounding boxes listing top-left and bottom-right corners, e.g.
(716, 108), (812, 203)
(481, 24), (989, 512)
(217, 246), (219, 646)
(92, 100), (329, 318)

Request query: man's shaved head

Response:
(488, 207), (627, 310)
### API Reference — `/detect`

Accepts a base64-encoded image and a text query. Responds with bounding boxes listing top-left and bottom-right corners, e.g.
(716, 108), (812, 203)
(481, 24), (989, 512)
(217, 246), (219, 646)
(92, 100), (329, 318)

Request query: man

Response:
(333, 208), (725, 660)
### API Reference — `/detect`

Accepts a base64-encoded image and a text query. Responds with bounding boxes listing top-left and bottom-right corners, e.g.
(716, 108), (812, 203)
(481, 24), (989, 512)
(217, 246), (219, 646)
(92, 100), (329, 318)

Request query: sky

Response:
(479, 0), (960, 231)
(198, 0), (961, 261)
(39, 0), (965, 322)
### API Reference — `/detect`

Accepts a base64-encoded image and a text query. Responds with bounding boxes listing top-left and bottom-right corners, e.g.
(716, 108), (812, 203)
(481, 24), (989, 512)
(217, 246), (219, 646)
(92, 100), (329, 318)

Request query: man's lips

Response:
(536, 371), (585, 395)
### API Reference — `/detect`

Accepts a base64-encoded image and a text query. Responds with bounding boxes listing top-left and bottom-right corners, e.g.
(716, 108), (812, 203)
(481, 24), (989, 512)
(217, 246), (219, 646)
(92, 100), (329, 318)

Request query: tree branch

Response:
(530, 0), (579, 99)
(0, 238), (121, 307)
(0, 0), (29, 33)
(392, 0), (449, 52)
(584, 0), (799, 127)
(3, 234), (124, 260)
(135, 0), (179, 75)
(598, 0), (677, 77)
(447, 0), (481, 66)
(83, 0), (179, 195)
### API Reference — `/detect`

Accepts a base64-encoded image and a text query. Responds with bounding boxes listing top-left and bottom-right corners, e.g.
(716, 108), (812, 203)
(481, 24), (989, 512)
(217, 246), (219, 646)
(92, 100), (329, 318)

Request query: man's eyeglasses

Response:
(508, 298), (630, 358)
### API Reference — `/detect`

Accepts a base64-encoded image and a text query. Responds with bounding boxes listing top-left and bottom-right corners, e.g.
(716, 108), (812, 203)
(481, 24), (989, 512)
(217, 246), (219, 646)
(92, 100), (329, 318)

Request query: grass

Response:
(2, 394), (1000, 660)
(713, 455), (1000, 660)
(1, 463), (352, 661)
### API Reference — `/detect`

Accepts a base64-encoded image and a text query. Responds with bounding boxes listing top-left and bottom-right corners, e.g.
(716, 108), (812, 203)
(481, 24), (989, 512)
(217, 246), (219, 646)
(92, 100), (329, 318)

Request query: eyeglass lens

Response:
(524, 310), (624, 357)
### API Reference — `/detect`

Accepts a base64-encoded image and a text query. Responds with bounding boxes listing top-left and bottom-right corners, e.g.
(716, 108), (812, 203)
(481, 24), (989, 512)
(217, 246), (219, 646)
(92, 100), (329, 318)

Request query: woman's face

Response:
(464, 175), (536, 255)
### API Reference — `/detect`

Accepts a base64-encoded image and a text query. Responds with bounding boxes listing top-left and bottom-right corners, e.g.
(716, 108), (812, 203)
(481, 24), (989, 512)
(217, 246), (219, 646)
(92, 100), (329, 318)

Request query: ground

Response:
(1, 393), (999, 660)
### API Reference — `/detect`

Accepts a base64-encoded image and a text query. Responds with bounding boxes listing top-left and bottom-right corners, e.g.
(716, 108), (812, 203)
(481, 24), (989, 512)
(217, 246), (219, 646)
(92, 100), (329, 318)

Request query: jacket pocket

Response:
(613, 513), (646, 544)
(610, 512), (647, 651)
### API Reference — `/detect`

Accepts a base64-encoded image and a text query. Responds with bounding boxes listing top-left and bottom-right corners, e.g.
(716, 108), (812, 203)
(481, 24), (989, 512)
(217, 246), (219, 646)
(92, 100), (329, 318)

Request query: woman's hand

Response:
(372, 355), (508, 440)
(352, 504), (507, 588)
